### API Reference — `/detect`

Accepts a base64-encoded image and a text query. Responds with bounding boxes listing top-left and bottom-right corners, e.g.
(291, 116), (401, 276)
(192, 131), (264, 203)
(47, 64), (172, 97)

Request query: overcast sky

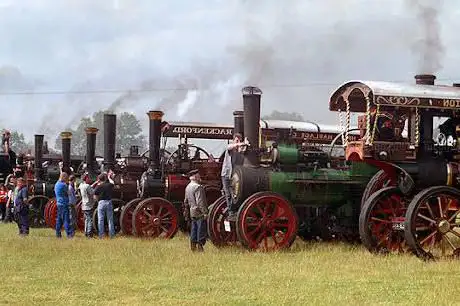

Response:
(0, 0), (459, 144)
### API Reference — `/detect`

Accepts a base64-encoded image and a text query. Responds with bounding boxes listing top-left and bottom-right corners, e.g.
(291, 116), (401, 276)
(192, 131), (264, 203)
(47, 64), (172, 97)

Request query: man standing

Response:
(68, 175), (77, 232)
(184, 169), (208, 252)
(14, 178), (29, 236)
(221, 133), (245, 221)
(54, 172), (73, 238)
(79, 174), (96, 238)
(2, 130), (10, 153)
(94, 173), (115, 239)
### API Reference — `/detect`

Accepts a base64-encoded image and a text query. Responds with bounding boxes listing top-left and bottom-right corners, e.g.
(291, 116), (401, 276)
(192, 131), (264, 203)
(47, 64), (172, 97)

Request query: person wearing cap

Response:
(14, 178), (29, 236)
(221, 133), (246, 221)
(183, 169), (208, 252)
(93, 173), (115, 239)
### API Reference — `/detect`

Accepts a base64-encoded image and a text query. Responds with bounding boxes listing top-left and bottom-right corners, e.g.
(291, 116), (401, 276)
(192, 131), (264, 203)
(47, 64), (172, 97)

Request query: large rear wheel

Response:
(404, 186), (460, 260)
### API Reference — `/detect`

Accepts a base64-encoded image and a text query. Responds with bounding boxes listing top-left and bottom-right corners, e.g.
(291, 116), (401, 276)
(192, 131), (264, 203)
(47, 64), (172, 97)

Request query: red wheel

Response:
(131, 197), (179, 239)
(361, 170), (394, 208)
(404, 186), (460, 260)
(75, 201), (84, 231)
(49, 200), (57, 229)
(207, 196), (238, 247)
(236, 192), (298, 251)
(44, 199), (51, 227)
(359, 187), (409, 253)
(120, 198), (142, 235)
(93, 198), (124, 234)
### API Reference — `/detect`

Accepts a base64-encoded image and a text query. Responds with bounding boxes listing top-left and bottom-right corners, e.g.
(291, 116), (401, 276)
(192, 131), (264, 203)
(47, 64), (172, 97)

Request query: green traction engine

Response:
(207, 86), (377, 251)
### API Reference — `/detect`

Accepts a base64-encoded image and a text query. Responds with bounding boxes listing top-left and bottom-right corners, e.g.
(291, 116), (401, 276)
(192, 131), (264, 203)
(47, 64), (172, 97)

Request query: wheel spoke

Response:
(443, 235), (457, 251)
(448, 209), (460, 223)
(370, 217), (392, 224)
(420, 230), (437, 245)
(417, 213), (436, 224)
(424, 202), (436, 219)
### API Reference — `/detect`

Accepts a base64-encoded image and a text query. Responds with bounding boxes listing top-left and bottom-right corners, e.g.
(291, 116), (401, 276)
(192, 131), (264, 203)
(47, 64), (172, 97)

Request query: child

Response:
(14, 178), (29, 236)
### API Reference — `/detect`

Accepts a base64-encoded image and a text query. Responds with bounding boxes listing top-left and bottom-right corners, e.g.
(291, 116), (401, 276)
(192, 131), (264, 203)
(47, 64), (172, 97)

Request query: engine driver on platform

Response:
(221, 133), (245, 221)
(2, 130), (10, 153)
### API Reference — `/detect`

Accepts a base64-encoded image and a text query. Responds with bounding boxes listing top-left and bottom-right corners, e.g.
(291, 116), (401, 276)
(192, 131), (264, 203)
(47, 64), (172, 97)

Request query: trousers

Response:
(97, 200), (115, 238)
(17, 208), (29, 235)
(190, 218), (207, 245)
(56, 205), (73, 238)
(0, 203), (6, 221)
(221, 176), (234, 213)
(83, 209), (93, 237)
(69, 204), (76, 231)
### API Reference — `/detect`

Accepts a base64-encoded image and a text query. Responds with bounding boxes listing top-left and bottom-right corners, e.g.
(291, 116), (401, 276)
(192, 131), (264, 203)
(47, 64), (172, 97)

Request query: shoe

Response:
(190, 242), (197, 252)
(196, 244), (204, 252)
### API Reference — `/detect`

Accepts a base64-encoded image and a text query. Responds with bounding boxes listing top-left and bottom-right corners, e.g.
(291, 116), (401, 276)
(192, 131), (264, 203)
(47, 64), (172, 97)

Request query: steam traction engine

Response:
(207, 86), (376, 251)
(119, 111), (224, 238)
(330, 74), (460, 260)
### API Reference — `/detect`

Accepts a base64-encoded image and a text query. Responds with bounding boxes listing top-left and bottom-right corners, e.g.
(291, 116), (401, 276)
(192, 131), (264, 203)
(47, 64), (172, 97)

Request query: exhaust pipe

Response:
(60, 131), (72, 174)
(147, 110), (164, 170)
(85, 127), (98, 174)
(103, 114), (116, 171)
(242, 86), (262, 167)
(233, 110), (244, 138)
(34, 134), (44, 180)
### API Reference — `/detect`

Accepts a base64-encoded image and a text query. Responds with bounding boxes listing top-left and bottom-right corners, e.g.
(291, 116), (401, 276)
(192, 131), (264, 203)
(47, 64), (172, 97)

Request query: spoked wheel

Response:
(131, 197), (179, 239)
(28, 195), (48, 228)
(236, 191), (299, 251)
(47, 198), (57, 229)
(404, 186), (460, 260)
(359, 187), (409, 254)
(207, 196), (238, 247)
(361, 170), (394, 208)
(120, 198), (142, 235)
(75, 201), (84, 231)
(92, 198), (125, 235)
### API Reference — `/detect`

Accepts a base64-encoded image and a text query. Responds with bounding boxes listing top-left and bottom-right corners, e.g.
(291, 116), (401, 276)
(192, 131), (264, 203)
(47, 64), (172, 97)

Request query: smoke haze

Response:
(0, 0), (459, 146)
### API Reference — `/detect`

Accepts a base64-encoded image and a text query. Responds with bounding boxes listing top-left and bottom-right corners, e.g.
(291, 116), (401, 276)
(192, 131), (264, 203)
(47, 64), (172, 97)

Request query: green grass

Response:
(1, 224), (459, 306)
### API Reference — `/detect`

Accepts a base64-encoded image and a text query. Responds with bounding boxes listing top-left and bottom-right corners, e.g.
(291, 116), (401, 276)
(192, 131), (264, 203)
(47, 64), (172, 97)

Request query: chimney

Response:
(415, 74), (436, 85)
(453, 83), (460, 88)
(85, 127), (98, 174)
(147, 110), (164, 170)
(43, 141), (49, 154)
(233, 110), (244, 138)
(60, 131), (72, 174)
(34, 134), (44, 180)
(103, 114), (116, 170)
(242, 86), (262, 167)
(129, 145), (139, 156)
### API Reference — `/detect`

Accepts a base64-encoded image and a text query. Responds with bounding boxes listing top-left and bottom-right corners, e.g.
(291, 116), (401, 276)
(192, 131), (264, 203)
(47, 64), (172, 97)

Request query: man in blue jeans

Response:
(93, 173), (115, 239)
(54, 172), (73, 238)
(184, 169), (208, 252)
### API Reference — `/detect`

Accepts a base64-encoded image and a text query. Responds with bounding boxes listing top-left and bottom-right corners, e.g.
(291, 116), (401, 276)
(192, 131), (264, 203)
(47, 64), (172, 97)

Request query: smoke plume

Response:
(407, 0), (445, 74)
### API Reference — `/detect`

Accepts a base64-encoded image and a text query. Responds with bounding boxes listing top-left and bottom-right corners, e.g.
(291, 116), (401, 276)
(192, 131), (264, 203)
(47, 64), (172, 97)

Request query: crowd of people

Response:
(0, 132), (248, 253)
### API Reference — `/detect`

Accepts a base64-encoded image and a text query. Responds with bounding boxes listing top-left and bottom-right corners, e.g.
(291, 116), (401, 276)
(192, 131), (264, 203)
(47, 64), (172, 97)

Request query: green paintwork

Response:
(268, 161), (377, 208)
(277, 145), (299, 164)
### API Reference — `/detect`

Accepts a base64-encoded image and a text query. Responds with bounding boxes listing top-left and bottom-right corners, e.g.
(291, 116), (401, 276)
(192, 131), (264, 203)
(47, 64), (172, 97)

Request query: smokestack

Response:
(147, 110), (164, 169)
(242, 86), (262, 167)
(60, 131), (72, 174)
(129, 145), (139, 156)
(415, 74), (436, 85)
(43, 141), (49, 154)
(103, 114), (116, 170)
(34, 134), (44, 180)
(85, 127), (98, 174)
(233, 110), (244, 138)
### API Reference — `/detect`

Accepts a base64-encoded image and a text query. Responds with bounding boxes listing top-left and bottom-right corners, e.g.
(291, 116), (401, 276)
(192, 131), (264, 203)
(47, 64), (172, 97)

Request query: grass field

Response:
(1, 224), (460, 306)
